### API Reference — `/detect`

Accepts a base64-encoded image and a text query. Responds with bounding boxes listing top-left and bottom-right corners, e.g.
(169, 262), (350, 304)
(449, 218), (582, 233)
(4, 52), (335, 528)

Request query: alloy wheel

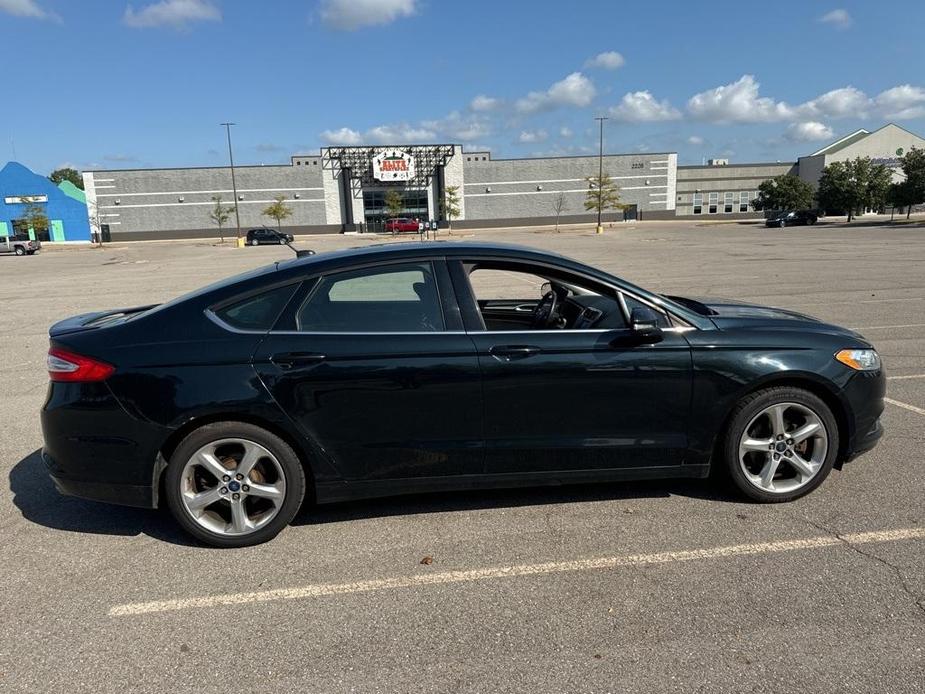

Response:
(737, 402), (828, 494)
(179, 438), (287, 536)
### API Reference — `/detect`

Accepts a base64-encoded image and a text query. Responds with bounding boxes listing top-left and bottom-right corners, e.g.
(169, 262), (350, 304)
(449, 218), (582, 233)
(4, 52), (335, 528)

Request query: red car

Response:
(384, 217), (420, 233)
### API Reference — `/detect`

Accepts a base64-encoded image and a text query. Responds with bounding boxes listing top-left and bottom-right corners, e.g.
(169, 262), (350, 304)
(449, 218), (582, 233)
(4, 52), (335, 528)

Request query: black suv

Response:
(766, 210), (818, 228)
(246, 228), (294, 246)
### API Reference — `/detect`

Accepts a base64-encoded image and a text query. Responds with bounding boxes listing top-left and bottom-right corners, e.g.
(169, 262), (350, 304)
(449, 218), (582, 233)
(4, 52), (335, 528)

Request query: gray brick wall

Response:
(461, 152), (675, 222)
(675, 162), (797, 217)
(87, 164), (330, 237)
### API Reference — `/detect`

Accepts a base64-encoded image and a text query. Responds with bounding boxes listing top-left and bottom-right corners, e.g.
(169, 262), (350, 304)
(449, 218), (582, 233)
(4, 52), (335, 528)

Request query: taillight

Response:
(47, 347), (115, 382)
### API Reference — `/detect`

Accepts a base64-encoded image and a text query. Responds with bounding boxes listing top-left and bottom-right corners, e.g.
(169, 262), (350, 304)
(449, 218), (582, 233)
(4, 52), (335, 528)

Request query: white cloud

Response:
(518, 130), (548, 144)
(470, 95), (500, 112)
(785, 121), (835, 141)
(422, 111), (492, 141)
(687, 75), (794, 123)
(124, 0), (220, 29)
(584, 51), (625, 70)
(0, 0), (59, 21)
(559, 126), (573, 138)
(366, 124), (436, 143)
(610, 91), (681, 122)
(874, 84), (925, 120)
(819, 9), (852, 29)
(516, 72), (597, 113)
(320, 0), (416, 30)
(320, 127), (363, 145)
(798, 86), (869, 119)
(687, 135), (704, 146)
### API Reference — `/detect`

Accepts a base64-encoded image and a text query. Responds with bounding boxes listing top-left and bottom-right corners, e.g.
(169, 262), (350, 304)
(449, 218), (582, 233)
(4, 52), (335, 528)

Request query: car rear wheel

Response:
(14, 246), (25, 256)
(165, 422), (306, 547)
(722, 387), (838, 502)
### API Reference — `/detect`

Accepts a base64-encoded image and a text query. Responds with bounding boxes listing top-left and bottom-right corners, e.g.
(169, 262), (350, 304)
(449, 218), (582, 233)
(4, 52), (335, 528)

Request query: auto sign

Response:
(372, 150), (416, 181)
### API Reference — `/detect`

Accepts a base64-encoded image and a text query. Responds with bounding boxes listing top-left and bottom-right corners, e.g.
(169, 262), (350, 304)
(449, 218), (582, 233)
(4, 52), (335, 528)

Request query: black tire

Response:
(164, 421), (306, 547)
(14, 246), (25, 256)
(721, 386), (838, 503)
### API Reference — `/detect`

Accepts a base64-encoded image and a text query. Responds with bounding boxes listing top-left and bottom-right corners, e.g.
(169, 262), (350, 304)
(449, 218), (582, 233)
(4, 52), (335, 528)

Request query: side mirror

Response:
(630, 306), (664, 344)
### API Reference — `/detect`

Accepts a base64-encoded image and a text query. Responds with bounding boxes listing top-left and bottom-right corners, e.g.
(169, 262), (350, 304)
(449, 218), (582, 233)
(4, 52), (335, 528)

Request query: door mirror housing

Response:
(630, 306), (664, 344)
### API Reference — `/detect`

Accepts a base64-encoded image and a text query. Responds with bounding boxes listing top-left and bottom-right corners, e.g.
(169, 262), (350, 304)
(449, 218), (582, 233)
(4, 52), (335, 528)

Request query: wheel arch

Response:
(155, 413), (318, 508)
(711, 374), (851, 469)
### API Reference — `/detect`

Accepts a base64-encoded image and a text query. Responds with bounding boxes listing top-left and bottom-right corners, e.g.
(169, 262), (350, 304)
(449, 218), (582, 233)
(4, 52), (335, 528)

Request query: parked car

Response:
(766, 210), (818, 228)
(41, 242), (884, 547)
(384, 217), (421, 233)
(246, 228), (294, 245)
(0, 234), (41, 256)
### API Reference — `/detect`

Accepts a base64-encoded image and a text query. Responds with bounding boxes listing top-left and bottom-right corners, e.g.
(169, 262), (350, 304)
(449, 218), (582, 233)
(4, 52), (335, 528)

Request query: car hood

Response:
(668, 295), (866, 340)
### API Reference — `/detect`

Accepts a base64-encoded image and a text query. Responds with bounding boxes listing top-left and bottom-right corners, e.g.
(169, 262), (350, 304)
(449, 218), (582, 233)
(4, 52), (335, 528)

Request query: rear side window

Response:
(214, 284), (297, 331)
(297, 262), (444, 332)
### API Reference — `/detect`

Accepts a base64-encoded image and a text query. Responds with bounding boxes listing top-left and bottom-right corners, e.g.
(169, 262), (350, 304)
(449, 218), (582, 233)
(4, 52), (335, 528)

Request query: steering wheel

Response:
(531, 290), (558, 329)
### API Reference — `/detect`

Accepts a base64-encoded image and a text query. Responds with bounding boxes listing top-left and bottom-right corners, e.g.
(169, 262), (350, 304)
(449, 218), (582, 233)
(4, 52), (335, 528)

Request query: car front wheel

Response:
(165, 422), (306, 547)
(722, 386), (838, 502)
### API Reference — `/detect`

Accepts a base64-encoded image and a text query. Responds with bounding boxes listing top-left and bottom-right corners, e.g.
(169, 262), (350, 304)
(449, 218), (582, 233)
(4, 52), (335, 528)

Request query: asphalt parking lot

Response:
(1, 219), (923, 693)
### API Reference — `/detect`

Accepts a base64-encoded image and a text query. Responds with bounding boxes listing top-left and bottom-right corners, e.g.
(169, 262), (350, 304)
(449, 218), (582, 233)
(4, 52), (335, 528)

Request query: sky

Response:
(2, 0), (925, 174)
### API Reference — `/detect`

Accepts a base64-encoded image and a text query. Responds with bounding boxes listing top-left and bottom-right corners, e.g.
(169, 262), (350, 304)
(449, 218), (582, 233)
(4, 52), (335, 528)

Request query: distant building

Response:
(0, 162), (91, 242)
(75, 123), (924, 240)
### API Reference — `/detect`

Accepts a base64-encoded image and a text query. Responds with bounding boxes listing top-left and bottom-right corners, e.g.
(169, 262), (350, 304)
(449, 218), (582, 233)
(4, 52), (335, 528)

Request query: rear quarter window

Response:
(213, 284), (297, 331)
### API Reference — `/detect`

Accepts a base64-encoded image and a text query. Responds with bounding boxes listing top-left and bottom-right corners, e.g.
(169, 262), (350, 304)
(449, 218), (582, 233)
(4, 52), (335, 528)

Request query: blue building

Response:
(0, 161), (90, 242)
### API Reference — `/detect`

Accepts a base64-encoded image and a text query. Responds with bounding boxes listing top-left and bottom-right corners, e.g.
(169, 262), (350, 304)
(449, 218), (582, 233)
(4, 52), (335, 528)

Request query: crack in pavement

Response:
(795, 514), (925, 619)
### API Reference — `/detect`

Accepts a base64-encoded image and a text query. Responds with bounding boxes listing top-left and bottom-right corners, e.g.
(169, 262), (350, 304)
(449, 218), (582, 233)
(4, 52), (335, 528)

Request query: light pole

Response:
(221, 122), (243, 243)
(594, 116), (608, 234)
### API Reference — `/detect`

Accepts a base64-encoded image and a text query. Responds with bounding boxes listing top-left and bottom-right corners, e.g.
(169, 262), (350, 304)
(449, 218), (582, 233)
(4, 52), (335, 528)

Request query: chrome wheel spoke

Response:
(788, 451), (817, 478)
(741, 437), (773, 453)
(186, 487), (223, 510)
(790, 420), (821, 444)
(229, 499), (251, 533)
(769, 405), (788, 437)
(237, 443), (263, 477)
(197, 451), (230, 482)
(247, 481), (283, 500)
(758, 457), (781, 489)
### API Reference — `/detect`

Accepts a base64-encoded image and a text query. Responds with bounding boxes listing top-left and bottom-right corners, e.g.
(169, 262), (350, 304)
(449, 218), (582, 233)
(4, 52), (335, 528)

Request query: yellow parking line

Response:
(108, 527), (925, 617)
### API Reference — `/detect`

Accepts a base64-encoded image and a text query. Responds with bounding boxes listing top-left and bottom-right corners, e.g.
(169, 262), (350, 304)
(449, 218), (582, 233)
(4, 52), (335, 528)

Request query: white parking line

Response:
(884, 397), (925, 415)
(887, 374), (925, 381)
(854, 323), (925, 330)
(108, 527), (925, 617)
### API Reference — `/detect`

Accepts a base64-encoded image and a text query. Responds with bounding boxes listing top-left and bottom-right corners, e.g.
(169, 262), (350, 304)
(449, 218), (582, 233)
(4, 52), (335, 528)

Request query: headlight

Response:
(835, 349), (881, 371)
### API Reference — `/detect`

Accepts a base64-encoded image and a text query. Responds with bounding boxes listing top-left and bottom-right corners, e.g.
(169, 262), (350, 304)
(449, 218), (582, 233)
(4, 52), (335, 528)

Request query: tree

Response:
(551, 192), (568, 232)
(49, 167), (83, 190)
(384, 189), (404, 220)
(17, 196), (49, 239)
(441, 185), (461, 234)
(751, 174), (815, 212)
(262, 194), (293, 233)
(888, 181), (918, 220)
(584, 173), (622, 222)
(899, 146), (925, 215)
(817, 157), (892, 221)
(209, 195), (235, 243)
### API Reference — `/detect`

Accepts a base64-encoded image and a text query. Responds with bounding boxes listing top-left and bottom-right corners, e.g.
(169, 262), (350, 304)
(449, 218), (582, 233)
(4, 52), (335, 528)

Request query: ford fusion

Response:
(41, 242), (884, 547)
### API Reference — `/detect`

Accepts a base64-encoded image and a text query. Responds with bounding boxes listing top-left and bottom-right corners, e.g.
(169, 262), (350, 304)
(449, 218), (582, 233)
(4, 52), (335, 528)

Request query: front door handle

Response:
(270, 352), (326, 369)
(489, 345), (541, 361)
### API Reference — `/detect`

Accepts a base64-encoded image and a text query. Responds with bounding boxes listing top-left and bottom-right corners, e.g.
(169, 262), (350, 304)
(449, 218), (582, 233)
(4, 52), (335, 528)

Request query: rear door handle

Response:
(271, 352), (326, 369)
(489, 345), (541, 361)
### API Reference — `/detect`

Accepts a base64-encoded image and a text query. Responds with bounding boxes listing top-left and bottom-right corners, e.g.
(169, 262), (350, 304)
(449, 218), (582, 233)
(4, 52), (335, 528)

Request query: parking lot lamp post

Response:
(594, 116), (608, 234)
(221, 123), (243, 242)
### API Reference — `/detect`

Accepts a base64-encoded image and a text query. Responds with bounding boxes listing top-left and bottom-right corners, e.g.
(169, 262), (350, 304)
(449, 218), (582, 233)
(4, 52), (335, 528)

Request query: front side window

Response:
(296, 262), (444, 332)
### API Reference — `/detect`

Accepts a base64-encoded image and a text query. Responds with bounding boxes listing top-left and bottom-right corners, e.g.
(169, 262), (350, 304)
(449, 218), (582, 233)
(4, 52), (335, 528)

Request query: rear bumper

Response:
(41, 381), (164, 509)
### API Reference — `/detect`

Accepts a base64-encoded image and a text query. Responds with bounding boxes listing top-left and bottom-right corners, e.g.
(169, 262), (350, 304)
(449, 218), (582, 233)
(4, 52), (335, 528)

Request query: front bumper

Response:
(839, 369), (886, 462)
